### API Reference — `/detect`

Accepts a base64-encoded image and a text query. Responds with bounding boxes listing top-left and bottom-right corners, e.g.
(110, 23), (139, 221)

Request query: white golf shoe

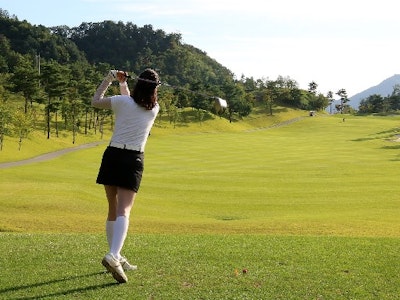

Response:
(102, 253), (128, 283)
(120, 256), (138, 271)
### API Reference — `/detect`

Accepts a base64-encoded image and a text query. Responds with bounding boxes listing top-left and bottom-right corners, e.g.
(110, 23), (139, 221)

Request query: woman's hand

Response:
(116, 71), (129, 83)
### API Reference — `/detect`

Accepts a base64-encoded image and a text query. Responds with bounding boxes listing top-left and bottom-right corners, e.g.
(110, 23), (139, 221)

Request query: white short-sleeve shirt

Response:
(110, 95), (159, 152)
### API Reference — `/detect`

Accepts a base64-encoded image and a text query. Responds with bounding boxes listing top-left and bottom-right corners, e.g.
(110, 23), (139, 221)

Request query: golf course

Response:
(0, 111), (399, 299)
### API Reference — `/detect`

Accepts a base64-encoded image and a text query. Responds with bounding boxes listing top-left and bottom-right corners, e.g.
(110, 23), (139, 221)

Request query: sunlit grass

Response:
(1, 114), (399, 236)
(0, 106), (306, 162)
(0, 233), (398, 299)
(0, 129), (107, 162)
(1, 113), (399, 299)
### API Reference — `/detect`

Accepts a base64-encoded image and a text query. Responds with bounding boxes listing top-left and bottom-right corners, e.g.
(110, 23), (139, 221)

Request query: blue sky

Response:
(1, 0), (400, 97)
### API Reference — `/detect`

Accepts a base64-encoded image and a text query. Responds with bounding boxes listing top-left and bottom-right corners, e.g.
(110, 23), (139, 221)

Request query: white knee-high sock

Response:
(110, 216), (129, 259)
(106, 220), (115, 250)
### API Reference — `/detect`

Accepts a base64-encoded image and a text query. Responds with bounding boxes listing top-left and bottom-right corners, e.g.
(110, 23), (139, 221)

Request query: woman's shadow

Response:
(0, 271), (118, 300)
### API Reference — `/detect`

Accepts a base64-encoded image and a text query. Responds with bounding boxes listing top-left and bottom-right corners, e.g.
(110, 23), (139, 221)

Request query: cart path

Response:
(0, 141), (105, 169)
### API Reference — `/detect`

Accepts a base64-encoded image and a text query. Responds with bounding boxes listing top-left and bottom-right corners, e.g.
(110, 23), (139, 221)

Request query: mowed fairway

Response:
(0, 114), (399, 299)
(142, 115), (400, 237)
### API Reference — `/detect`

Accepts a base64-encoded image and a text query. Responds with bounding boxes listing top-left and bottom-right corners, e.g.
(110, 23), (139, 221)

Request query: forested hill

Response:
(0, 8), (331, 124)
(0, 13), (87, 65)
(65, 22), (235, 87)
(56, 22), (236, 90)
(0, 9), (234, 89)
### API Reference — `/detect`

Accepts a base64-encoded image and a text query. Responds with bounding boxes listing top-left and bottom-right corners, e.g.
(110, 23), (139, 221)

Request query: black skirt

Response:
(96, 146), (144, 192)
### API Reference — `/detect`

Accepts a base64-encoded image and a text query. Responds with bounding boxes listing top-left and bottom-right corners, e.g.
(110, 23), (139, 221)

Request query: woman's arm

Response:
(92, 70), (130, 109)
(119, 81), (130, 96)
(92, 78), (113, 109)
(117, 71), (130, 96)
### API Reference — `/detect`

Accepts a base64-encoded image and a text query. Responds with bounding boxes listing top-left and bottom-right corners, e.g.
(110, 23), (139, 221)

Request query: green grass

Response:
(0, 106), (305, 163)
(0, 129), (106, 163)
(0, 113), (400, 299)
(0, 234), (398, 299)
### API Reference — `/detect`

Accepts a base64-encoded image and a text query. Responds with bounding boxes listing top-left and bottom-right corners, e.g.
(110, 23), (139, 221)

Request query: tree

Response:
(265, 80), (280, 112)
(158, 88), (177, 125)
(336, 88), (349, 114)
(224, 83), (250, 122)
(0, 13), (87, 64)
(0, 100), (13, 150)
(308, 81), (318, 95)
(389, 84), (400, 111)
(0, 34), (14, 72)
(190, 80), (212, 113)
(13, 107), (33, 150)
(309, 93), (329, 111)
(267, 76), (302, 108)
(40, 60), (70, 139)
(359, 94), (384, 113)
(326, 91), (334, 114)
(258, 88), (273, 115)
(10, 55), (40, 113)
(304, 81), (330, 111)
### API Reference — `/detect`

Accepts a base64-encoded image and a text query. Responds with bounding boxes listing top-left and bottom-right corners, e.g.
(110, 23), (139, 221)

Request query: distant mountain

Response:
(349, 74), (400, 109)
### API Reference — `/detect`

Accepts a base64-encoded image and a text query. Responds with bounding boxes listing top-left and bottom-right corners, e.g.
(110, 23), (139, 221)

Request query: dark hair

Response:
(132, 68), (160, 110)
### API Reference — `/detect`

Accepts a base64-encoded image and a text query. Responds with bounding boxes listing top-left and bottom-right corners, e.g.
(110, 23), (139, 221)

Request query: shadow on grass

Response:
(351, 127), (400, 142)
(380, 140), (400, 161)
(351, 136), (378, 142)
(0, 271), (117, 300)
(375, 128), (400, 135)
(384, 146), (400, 161)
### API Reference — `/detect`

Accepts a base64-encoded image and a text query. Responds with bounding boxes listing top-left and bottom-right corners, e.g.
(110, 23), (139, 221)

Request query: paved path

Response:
(0, 141), (105, 169)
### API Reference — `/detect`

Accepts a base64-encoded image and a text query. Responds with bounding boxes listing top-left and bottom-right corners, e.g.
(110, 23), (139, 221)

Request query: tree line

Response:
(358, 85), (400, 114)
(0, 9), (346, 149)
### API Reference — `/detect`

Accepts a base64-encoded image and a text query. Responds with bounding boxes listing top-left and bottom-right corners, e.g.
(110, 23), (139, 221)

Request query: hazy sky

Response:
(2, 0), (400, 97)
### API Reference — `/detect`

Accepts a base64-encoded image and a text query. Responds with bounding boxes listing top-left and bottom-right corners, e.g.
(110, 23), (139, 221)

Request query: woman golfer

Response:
(92, 68), (160, 283)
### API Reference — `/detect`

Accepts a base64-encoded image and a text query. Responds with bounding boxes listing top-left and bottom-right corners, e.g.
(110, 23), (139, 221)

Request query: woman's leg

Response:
(102, 185), (130, 282)
(109, 187), (136, 259)
(104, 185), (118, 220)
(104, 185), (117, 250)
(116, 186), (136, 217)
(104, 184), (136, 219)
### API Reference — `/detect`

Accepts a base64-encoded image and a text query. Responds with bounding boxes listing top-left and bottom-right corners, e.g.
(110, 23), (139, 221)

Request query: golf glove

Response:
(105, 70), (118, 82)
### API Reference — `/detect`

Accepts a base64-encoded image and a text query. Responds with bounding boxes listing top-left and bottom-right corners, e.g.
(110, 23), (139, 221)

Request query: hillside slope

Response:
(349, 74), (400, 108)
(0, 107), (308, 163)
